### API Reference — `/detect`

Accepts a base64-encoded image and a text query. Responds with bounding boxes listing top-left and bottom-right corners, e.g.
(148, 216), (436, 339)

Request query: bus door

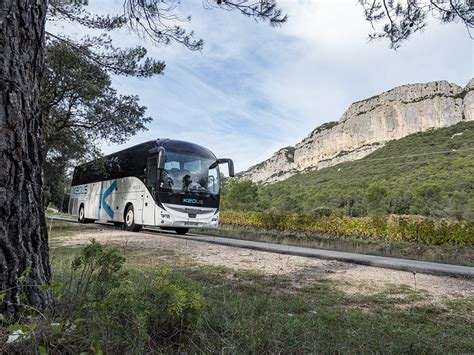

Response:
(143, 157), (158, 225)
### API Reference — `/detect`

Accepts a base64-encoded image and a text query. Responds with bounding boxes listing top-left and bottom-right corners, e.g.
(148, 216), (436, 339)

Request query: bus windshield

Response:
(160, 151), (220, 196)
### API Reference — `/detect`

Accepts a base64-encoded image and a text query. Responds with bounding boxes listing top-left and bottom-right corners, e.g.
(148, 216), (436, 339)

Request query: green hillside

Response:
(225, 121), (474, 221)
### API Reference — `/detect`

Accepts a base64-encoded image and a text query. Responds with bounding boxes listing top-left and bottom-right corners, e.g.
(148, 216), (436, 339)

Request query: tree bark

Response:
(0, 0), (52, 319)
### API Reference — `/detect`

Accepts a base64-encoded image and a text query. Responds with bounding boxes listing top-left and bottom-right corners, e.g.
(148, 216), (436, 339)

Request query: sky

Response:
(48, 0), (474, 173)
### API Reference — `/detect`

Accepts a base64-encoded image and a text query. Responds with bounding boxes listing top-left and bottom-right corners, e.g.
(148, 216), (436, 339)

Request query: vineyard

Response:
(220, 210), (474, 247)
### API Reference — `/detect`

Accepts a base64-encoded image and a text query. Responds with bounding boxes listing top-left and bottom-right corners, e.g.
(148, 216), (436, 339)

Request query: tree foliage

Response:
(41, 40), (153, 207)
(204, 0), (288, 26)
(365, 182), (388, 215)
(47, 0), (287, 61)
(359, 0), (474, 49)
(221, 179), (259, 210)
(48, 0), (473, 52)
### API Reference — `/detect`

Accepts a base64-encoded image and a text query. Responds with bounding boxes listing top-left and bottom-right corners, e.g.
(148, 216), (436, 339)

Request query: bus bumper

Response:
(157, 212), (219, 229)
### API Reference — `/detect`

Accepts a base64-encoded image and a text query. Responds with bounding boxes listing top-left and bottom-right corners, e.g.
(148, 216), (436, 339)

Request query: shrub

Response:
(89, 270), (203, 352)
(61, 239), (127, 306)
(4, 241), (203, 354)
(365, 182), (388, 215)
(310, 207), (333, 218)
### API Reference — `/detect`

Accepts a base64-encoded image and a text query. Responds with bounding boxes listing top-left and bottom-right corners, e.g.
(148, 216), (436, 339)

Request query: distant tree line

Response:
(221, 178), (474, 222)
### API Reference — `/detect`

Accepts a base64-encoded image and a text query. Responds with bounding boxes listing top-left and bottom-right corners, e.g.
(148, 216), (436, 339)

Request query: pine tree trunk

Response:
(0, 0), (52, 319)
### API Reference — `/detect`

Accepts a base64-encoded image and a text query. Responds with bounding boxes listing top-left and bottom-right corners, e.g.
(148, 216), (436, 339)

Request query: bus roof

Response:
(160, 139), (216, 159)
(74, 139), (216, 169)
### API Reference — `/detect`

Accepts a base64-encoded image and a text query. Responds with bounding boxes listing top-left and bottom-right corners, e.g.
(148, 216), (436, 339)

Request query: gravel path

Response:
(54, 227), (474, 302)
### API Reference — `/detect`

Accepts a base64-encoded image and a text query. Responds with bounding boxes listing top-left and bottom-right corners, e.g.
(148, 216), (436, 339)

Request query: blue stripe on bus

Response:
(98, 181), (104, 220)
(102, 180), (117, 219)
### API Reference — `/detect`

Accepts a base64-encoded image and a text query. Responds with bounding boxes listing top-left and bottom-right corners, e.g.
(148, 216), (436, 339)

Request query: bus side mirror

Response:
(227, 159), (235, 177)
(149, 146), (166, 169)
(157, 147), (165, 170)
(217, 158), (234, 177)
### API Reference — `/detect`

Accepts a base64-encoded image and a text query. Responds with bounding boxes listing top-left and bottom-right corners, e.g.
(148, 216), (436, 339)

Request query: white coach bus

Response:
(68, 139), (234, 234)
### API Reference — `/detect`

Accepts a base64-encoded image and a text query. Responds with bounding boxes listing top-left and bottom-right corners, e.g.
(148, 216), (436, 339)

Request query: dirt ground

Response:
(53, 226), (474, 303)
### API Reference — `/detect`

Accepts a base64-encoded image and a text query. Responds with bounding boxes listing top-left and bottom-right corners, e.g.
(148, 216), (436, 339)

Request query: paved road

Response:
(47, 215), (474, 278)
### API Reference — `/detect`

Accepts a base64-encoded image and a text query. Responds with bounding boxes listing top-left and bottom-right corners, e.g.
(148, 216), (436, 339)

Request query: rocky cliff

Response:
(240, 79), (474, 184)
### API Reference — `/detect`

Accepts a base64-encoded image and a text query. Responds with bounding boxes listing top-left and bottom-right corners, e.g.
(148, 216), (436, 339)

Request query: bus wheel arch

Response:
(124, 203), (142, 232)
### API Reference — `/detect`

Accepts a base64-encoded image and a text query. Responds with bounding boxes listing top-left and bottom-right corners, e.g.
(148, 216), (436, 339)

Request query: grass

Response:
(47, 219), (96, 239)
(19, 221), (469, 353)
(48, 243), (474, 353)
(198, 223), (474, 266)
(46, 206), (74, 219)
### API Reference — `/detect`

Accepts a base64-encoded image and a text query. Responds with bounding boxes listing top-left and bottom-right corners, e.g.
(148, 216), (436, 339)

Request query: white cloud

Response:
(50, 0), (473, 172)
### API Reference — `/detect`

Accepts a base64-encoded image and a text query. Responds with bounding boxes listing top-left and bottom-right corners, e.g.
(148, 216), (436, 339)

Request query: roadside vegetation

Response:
(46, 212), (473, 265)
(219, 210), (473, 247)
(2, 231), (473, 353)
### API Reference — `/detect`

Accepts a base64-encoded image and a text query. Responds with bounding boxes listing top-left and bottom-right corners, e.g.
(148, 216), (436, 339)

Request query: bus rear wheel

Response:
(78, 205), (93, 223)
(174, 228), (189, 235)
(78, 205), (86, 223)
(124, 205), (142, 232)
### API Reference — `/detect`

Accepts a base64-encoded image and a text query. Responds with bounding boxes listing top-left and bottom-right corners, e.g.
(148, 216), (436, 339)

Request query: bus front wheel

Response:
(124, 205), (142, 232)
(175, 228), (189, 235)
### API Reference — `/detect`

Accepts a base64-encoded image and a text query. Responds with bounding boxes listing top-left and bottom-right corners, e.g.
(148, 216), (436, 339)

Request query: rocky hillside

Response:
(240, 79), (474, 184)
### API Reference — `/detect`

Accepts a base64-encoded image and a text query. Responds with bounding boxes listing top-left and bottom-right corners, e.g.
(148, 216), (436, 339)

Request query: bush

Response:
(61, 239), (127, 306)
(90, 269), (203, 352)
(4, 241), (203, 354)
(365, 182), (388, 215)
(221, 179), (259, 210)
(309, 207), (332, 218)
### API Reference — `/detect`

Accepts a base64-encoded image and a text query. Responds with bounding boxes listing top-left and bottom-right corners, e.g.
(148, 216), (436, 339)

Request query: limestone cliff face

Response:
(240, 80), (474, 184)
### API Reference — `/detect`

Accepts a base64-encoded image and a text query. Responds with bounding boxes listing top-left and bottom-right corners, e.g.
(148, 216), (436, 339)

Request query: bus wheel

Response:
(78, 205), (93, 223)
(175, 228), (189, 235)
(78, 205), (86, 223)
(124, 205), (142, 232)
